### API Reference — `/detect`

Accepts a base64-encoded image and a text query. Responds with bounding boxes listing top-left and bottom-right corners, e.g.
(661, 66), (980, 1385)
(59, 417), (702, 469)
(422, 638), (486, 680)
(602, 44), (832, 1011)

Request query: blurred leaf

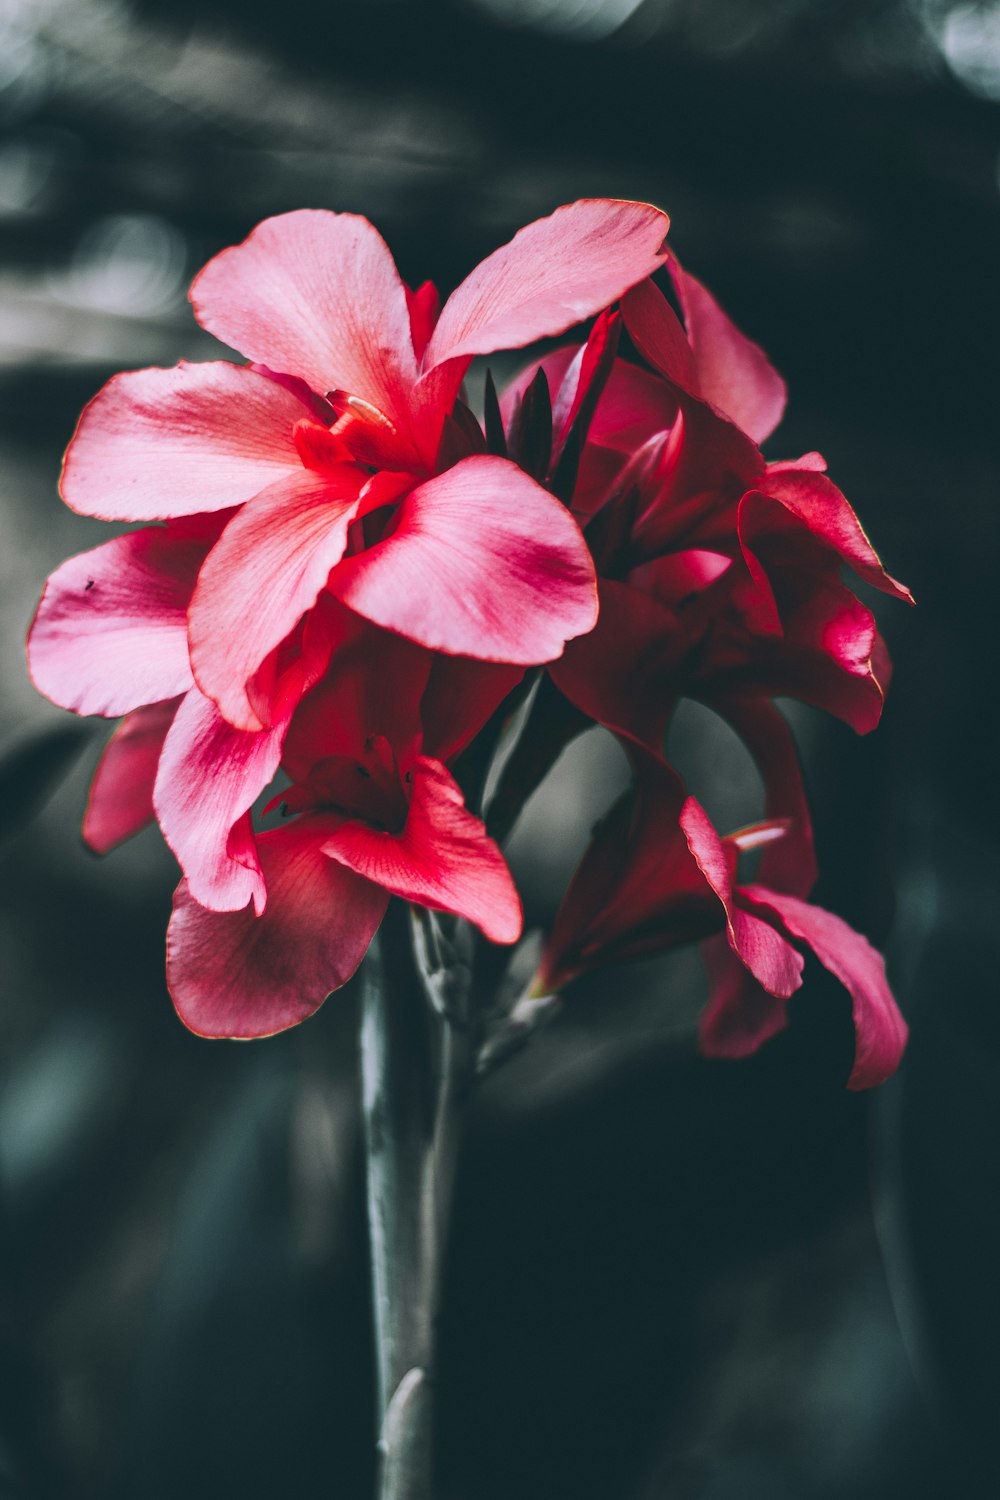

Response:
(0, 724), (92, 843)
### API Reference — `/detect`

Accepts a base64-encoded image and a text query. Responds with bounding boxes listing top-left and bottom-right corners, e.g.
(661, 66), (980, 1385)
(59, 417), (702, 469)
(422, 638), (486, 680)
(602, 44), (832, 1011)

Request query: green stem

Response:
(361, 900), (470, 1500)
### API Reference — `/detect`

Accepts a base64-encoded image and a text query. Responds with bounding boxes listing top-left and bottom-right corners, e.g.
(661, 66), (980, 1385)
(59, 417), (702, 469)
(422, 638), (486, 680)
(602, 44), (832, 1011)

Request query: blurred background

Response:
(0, 0), (998, 1495)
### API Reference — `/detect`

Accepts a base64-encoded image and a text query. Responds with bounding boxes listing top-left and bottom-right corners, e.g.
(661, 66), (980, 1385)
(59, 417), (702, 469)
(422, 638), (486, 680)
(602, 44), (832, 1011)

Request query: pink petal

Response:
(188, 467), (367, 731)
(83, 697), (181, 853)
(329, 456), (598, 664)
(190, 211), (421, 455)
(666, 257), (787, 444)
(758, 470), (913, 601)
(28, 522), (218, 717)
(698, 932), (791, 1059)
(741, 886), (908, 1088)
(61, 362), (309, 521)
(321, 756), (522, 944)
(167, 814), (388, 1038)
(679, 797), (804, 997)
(153, 688), (287, 914)
(423, 199), (670, 378)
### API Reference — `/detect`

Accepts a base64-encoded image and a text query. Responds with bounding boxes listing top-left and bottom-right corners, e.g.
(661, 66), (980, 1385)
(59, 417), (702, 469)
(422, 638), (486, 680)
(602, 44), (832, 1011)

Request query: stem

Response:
(361, 900), (470, 1500)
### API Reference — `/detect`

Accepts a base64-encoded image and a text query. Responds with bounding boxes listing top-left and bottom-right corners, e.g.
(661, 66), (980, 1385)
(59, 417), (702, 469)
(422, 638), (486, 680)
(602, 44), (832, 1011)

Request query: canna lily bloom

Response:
(535, 745), (907, 1090)
(166, 611), (523, 1038)
(56, 200), (671, 732)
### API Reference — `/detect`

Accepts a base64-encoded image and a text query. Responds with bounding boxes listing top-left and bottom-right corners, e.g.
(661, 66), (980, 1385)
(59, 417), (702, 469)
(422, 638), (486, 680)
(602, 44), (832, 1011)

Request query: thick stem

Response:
(361, 900), (470, 1500)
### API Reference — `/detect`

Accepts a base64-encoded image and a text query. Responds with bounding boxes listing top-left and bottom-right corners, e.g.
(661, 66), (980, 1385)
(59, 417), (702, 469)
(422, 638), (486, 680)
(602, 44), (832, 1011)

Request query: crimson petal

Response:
(83, 697), (181, 854)
(167, 814), (388, 1038)
(321, 756), (522, 944)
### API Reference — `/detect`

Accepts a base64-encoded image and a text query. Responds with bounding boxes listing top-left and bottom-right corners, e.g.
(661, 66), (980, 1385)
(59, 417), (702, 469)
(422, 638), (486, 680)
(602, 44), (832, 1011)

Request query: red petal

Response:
(61, 362), (308, 521)
(667, 257), (787, 444)
(679, 797), (804, 998)
(698, 932), (791, 1059)
(83, 697), (181, 853)
(741, 886), (907, 1088)
(321, 757), (522, 944)
(190, 211), (421, 456)
(329, 456), (598, 665)
(167, 814), (388, 1038)
(28, 522), (217, 717)
(757, 470), (913, 601)
(620, 278), (700, 393)
(420, 657), (525, 763)
(153, 688), (287, 913)
(188, 468), (367, 731)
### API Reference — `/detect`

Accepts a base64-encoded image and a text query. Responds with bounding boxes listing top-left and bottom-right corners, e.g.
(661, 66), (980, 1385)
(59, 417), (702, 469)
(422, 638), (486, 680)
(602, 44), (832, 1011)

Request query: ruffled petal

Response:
(190, 211), (420, 451)
(28, 522), (217, 717)
(153, 688), (287, 914)
(321, 757), (522, 943)
(329, 456), (597, 664)
(61, 362), (308, 521)
(83, 697), (181, 853)
(425, 199), (669, 375)
(188, 467), (367, 731)
(667, 257), (787, 444)
(741, 886), (908, 1089)
(167, 814), (388, 1038)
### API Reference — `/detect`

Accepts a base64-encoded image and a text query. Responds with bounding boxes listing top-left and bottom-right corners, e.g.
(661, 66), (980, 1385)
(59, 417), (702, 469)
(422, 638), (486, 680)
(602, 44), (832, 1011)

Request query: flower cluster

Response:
(29, 199), (909, 1084)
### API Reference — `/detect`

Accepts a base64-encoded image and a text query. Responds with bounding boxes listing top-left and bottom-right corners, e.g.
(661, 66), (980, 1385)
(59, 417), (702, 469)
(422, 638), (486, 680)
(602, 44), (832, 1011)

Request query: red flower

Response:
(536, 745), (907, 1090)
(166, 612), (522, 1038)
(56, 201), (670, 732)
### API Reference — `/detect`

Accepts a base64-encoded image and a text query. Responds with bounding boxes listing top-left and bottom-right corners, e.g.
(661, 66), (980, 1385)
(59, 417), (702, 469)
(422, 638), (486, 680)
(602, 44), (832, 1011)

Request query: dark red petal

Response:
(698, 932), (791, 1059)
(667, 257), (787, 444)
(83, 697), (181, 853)
(329, 456), (597, 665)
(188, 467), (366, 731)
(61, 362), (307, 521)
(679, 797), (804, 998)
(757, 470), (913, 601)
(321, 757), (522, 944)
(620, 278), (700, 393)
(167, 814), (388, 1038)
(741, 886), (908, 1089)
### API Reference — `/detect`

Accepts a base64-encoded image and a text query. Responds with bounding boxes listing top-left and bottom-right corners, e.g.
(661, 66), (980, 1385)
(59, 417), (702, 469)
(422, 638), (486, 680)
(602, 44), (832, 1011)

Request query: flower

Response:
(166, 611), (522, 1037)
(55, 200), (671, 732)
(535, 745), (907, 1090)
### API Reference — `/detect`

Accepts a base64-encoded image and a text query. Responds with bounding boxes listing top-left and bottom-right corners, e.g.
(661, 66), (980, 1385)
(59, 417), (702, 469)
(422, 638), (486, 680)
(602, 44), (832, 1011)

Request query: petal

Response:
(757, 470), (913, 601)
(61, 362), (309, 521)
(707, 697), (817, 897)
(329, 456), (597, 664)
(698, 932), (791, 1060)
(28, 522), (218, 717)
(83, 697), (181, 853)
(422, 198), (670, 411)
(420, 657), (525, 763)
(321, 757), (522, 944)
(190, 211), (421, 452)
(620, 278), (701, 393)
(153, 688), (287, 913)
(188, 467), (367, 731)
(740, 886), (908, 1089)
(666, 257), (787, 444)
(679, 796), (804, 997)
(167, 814), (388, 1038)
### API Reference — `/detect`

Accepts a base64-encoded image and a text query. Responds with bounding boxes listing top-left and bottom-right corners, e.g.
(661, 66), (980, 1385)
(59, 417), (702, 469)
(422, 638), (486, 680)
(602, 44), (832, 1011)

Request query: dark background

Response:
(0, 0), (997, 1495)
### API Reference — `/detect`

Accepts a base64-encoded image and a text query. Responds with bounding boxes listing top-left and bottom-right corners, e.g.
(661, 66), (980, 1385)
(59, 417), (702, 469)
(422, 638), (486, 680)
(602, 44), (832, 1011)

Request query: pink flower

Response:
(165, 613), (522, 1038)
(57, 201), (670, 732)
